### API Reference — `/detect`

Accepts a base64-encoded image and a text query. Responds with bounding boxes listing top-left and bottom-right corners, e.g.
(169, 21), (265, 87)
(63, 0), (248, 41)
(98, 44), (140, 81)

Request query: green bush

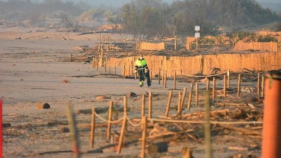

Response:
(258, 35), (277, 42)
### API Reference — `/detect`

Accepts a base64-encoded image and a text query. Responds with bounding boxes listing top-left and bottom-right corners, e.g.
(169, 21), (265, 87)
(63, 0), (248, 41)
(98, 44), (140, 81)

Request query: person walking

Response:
(135, 54), (151, 87)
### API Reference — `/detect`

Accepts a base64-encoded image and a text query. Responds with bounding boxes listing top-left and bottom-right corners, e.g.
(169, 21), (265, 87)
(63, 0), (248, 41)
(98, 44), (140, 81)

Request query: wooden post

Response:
(117, 112), (127, 154)
(158, 69), (161, 84)
(173, 70), (176, 90)
(223, 75), (226, 97)
(204, 91), (212, 158)
(261, 75), (265, 97)
(150, 69), (152, 83)
(148, 92), (152, 119)
(164, 71), (167, 89)
(165, 91), (173, 117)
(106, 101), (113, 141)
(70, 54), (73, 62)
(257, 72), (260, 96)
(128, 64), (131, 77)
(114, 63), (116, 75)
(196, 82), (199, 107)
(177, 92), (182, 115)
(123, 65), (125, 77)
(123, 96), (128, 131)
(162, 69), (165, 86)
(206, 78), (210, 91)
(181, 87), (187, 110)
(141, 116), (147, 158)
(142, 95), (145, 117)
(104, 62), (107, 72)
(212, 77), (216, 100)
(90, 108), (95, 148)
(96, 59), (99, 70)
(108, 64), (111, 74)
(237, 74), (241, 97)
(187, 83), (194, 110)
(227, 70), (230, 88)
(67, 103), (80, 158)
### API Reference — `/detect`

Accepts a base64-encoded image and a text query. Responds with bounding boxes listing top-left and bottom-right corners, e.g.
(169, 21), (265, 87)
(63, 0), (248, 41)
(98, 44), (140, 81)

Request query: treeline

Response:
(112, 0), (281, 38)
(0, 0), (280, 37)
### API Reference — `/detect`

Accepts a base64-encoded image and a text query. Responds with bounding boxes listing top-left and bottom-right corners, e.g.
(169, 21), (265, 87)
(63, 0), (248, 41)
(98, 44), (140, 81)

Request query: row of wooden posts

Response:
(92, 59), (265, 97)
(88, 71), (265, 156)
(89, 93), (194, 157)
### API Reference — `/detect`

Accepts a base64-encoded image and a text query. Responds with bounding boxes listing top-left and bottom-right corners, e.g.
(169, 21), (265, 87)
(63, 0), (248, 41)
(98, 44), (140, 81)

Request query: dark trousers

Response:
(137, 69), (145, 82)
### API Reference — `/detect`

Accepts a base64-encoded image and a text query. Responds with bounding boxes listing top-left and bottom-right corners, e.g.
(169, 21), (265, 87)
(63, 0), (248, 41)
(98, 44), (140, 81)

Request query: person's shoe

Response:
(148, 83), (151, 87)
(139, 81), (143, 87)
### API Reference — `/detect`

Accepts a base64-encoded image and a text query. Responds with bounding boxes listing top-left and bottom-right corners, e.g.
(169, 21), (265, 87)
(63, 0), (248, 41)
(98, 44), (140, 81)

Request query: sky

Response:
(86, 0), (281, 7)
(1, 0), (280, 7)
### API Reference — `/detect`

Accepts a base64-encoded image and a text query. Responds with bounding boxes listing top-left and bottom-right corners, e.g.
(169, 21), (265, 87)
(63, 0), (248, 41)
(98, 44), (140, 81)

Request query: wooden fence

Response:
(103, 52), (281, 77)
(139, 42), (166, 51)
(233, 41), (278, 52)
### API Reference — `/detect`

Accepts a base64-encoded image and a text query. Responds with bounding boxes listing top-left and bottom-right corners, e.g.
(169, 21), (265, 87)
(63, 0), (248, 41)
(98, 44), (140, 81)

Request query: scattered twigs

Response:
(219, 124), (261, 135)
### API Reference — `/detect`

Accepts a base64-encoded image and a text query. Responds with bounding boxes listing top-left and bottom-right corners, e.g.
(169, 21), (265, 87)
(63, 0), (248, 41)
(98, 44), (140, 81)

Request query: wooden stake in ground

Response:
(212, 77), (216, 100)
(117, 111), (127, 154)
(182, 146), (193, 158)
(148, 92), (152, 119)
(165, 91), (173, 117)
(158, 69), (161, 84)
(123, 96), (128, 131)
(257, 72), (260, 96)
(261, 75), (264, 97)
(227, 70), (230, 88)
(142, 95), (145, 117)
(66, 103), (81, 158)
(178, 92), (183, 115)
(195, 82), (198, 107)
(204, 91), (212, 158)
(206, 78), (210, 91)
(109, 64), (112, 74)
(90, 108), (95, 148)
(141, 116), (147, 158)
(223, 75), (226, 97)
(162, 69), (165, 86)
(181, 87), (187, 110)
(173, 70), (176, 90)
(114, 63), (116, 75)
(237, 74), (241, 97)
(123, 65), (125, 77)
(164, 71), (167, 88)
(187, 83), (194, 110)
(150, 69), (153, 83)
(107, 101), (113, 141)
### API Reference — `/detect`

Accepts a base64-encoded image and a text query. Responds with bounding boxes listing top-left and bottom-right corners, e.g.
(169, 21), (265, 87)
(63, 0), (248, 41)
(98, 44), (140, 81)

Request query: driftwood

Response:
(228, 146), (248, 151)
(182, 109), (229, 118)
(219, 124), (261, 135)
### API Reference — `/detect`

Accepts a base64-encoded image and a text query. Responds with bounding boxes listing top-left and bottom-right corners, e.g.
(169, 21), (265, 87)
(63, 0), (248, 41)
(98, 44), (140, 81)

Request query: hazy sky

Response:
(1, 0), (280, 7)
(85, 0), (281, 7)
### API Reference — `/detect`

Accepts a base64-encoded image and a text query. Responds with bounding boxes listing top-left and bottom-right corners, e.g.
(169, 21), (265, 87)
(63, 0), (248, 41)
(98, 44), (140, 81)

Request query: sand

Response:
(0, 27), (262, 158)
